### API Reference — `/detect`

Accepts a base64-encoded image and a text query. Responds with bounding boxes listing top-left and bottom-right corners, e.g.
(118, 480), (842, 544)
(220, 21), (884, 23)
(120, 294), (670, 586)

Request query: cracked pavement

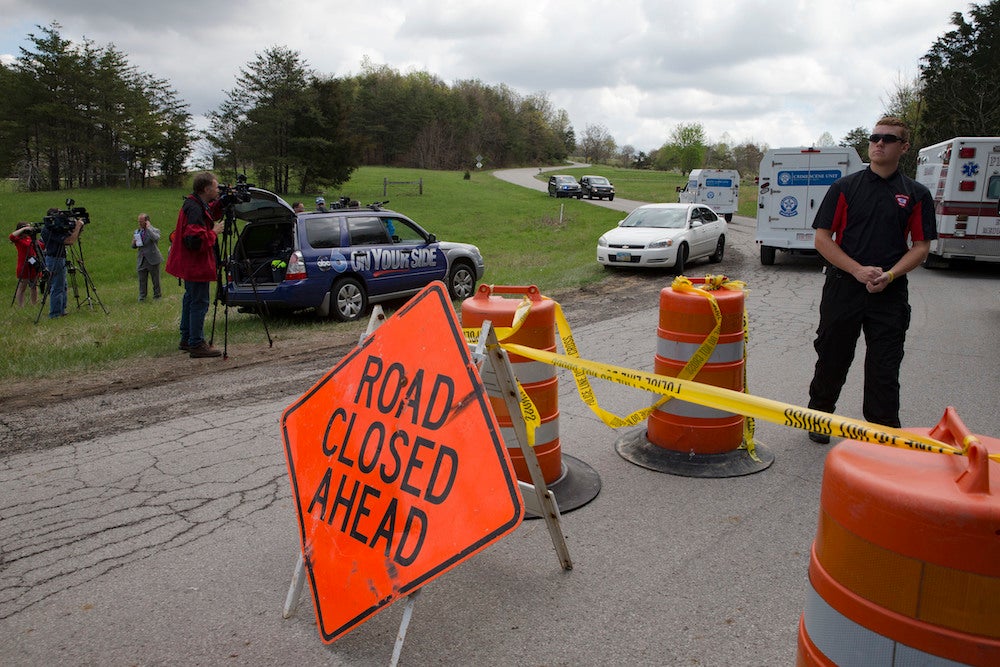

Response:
(2, 207), (998, 665)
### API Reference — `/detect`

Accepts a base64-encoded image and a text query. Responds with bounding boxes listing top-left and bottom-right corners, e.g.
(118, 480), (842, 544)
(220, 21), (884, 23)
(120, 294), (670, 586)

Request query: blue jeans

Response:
(45, 255), (67, 318)
(180, 281), (211, 346)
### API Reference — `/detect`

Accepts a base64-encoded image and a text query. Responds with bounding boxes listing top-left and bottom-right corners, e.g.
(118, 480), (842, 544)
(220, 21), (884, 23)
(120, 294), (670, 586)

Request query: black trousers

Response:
(807, 268), (910, 428)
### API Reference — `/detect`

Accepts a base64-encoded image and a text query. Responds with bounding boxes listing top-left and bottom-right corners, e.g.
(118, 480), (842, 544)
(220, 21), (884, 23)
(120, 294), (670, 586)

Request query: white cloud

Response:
(0, 0), (972, 151)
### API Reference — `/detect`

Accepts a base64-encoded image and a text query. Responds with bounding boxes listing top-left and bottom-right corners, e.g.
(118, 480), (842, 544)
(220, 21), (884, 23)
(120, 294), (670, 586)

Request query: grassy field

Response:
(0, 166), (758, 380)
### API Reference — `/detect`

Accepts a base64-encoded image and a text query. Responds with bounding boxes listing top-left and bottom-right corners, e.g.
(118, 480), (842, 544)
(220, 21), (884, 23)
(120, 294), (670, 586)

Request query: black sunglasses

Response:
(869, 133), (905, 144)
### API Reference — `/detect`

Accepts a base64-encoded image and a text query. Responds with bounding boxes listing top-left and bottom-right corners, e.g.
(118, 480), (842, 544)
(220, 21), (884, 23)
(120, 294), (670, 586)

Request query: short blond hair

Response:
(874, 116), (910, 143)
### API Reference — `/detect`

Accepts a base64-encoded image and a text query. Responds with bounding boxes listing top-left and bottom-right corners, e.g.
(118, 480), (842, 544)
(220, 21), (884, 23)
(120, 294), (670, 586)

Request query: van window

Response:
(305, 216), (341, 248)
(987, 175), (1000, 200)
(385, 217), (425, 244)
(348, 217), (391, 245)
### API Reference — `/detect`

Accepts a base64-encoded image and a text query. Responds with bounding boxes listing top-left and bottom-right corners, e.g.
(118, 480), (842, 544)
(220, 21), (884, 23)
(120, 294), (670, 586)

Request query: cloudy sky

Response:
(0, 0), (975, 152)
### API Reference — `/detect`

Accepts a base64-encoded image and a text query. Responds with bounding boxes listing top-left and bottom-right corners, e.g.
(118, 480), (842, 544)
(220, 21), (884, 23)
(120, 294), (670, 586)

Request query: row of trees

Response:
(1, 2), (996, 192)
(207, 51), (575, 193)
(0, 23), (192, 191)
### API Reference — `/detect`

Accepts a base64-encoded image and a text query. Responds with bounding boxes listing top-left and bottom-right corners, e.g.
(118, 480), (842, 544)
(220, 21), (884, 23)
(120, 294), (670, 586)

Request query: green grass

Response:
(1, 166), (763, 380)
(0, 167), (638, 380)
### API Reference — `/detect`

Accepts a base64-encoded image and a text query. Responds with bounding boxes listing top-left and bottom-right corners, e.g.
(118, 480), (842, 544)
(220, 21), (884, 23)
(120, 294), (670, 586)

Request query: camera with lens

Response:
(43, 198), (90, 234)
(218, 174), (253, 207)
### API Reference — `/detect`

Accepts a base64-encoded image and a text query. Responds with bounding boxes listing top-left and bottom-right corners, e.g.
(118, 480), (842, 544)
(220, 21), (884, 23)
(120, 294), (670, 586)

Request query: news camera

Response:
(218, 174), (253, 207)
(43, 198), (90, 234)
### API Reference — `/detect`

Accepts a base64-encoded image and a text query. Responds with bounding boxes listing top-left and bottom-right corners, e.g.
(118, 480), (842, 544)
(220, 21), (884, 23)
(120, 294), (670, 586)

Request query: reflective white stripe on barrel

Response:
(500, 417), (560, 447)
(654, 399), (736, 420)
(507, 359), (556, 385)
(803, 585), (965, 667)
(657, 339), (744, 364)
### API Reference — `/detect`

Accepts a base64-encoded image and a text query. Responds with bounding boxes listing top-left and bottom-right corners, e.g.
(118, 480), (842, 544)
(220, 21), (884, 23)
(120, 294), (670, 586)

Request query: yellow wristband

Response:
(886, 271), (895, 283)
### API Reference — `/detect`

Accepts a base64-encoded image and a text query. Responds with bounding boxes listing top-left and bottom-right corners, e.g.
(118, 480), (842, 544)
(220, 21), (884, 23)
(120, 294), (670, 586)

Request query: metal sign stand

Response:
(282, 308), (572, 665)
(472, 321), (572, 571)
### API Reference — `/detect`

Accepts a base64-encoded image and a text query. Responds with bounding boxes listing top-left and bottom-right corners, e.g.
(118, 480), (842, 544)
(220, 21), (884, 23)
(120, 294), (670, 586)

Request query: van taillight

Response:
(959, 147), (976, 158)
(959, 180), (976, 191)
(284, 251), (306, 280)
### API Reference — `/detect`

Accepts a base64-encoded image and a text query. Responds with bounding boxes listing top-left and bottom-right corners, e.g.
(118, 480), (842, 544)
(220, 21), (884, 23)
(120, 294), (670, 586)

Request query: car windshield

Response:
(589, 177), (609, 185)
(555, 176), (575, 184)
(621, 208), (687, 229)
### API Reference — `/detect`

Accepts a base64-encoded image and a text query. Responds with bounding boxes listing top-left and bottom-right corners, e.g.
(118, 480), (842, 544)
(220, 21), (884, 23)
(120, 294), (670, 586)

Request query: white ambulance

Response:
(677, 169), (740, 222)
(915, 137), (1000, 267)
(755, 146), (865, 265)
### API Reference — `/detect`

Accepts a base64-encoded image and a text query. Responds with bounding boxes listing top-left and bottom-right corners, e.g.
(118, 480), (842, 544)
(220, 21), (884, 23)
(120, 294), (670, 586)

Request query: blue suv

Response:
(223, 189), (485, 321)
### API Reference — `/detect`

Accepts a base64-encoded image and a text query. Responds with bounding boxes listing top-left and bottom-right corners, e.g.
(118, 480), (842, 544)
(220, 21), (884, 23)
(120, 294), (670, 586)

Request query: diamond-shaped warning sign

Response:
(281, 282), (523, 642)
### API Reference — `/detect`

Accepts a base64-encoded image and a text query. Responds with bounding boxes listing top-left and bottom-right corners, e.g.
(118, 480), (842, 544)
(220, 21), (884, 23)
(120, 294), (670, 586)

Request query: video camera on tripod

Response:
(43, 198), (91, 235)
(218, 174), (253, 208)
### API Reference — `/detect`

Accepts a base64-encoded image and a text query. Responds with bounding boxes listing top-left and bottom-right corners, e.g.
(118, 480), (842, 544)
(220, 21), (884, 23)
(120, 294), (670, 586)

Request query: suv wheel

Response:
(447, 261), (477, 300)
(331, 277), (367, 322)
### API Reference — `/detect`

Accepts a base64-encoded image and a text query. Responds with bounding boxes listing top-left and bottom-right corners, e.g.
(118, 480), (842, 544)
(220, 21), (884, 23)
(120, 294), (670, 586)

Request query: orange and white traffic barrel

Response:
(648, 277), (746, 452)
(798, 407), (1000, 666)
(461, 284), (600, 514)
(617, 276), (773, 477)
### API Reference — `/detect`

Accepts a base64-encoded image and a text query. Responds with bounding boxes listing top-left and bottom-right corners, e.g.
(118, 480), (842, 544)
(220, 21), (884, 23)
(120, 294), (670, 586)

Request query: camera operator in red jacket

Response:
(166, 171), (225, 358)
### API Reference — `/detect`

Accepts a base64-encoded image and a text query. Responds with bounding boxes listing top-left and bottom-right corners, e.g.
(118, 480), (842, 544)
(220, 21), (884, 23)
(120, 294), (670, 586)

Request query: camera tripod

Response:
(35, 237), (109, 324)
(209, 201), (273, 358)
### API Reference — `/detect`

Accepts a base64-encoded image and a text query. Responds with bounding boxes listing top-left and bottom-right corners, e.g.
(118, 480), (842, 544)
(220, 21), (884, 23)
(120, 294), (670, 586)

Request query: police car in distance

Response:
(222, 189), (485, 321)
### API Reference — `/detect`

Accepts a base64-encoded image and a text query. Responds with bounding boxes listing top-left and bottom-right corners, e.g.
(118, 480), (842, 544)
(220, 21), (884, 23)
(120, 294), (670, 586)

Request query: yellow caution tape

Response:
(517, 381), (540, 446)
(464, 282), (998, 462)
(501, 341), (1000, 462)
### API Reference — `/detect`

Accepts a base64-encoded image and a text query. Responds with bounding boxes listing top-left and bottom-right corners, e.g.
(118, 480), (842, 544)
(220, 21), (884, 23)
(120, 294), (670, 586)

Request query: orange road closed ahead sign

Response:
(281, 282), (524, 643)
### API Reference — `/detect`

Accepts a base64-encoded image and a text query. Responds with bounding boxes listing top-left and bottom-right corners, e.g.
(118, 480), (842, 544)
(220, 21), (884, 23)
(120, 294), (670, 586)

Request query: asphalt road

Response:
(2, 170), (999, 666)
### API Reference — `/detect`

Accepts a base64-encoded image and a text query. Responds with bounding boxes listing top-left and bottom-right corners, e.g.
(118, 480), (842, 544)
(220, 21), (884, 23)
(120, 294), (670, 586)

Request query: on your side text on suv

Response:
(223, 189), (485, 321)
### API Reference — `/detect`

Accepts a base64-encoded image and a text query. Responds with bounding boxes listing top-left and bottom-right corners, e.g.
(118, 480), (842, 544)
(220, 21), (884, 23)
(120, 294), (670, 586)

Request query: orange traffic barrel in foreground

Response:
(798, 407), (1000, 666)
(617, 276), (773, 477)
(461, 284), (599, 515)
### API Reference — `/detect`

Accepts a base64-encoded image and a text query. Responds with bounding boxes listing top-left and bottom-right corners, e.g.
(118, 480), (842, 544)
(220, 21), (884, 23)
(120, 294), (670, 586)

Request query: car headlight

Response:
(648, 239), (674, 249)
(597, 236), (608, 247)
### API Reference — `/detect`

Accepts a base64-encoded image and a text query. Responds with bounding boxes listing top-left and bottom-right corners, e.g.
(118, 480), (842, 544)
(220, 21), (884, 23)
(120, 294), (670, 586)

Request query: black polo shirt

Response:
(812, 167), (937, 269)
(40, 224), (70, 259)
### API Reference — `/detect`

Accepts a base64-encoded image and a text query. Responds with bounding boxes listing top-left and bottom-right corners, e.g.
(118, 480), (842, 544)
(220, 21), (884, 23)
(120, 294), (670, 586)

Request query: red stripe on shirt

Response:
(831, 192), (848, 245)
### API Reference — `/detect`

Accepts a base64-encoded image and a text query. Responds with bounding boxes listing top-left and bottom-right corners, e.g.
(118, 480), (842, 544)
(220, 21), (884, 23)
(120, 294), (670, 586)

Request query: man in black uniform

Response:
(806, 116), (937, 443)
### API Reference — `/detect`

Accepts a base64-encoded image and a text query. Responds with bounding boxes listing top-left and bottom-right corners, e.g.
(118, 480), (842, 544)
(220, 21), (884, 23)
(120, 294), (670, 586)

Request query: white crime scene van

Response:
(755, 146), (865, 265)
(915, 137), (1000, 267)
(677, 169), (740, 222)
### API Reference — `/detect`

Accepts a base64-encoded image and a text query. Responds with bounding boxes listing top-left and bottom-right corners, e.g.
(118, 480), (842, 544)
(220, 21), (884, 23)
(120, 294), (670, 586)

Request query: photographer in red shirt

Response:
(166, 171), (225, 358)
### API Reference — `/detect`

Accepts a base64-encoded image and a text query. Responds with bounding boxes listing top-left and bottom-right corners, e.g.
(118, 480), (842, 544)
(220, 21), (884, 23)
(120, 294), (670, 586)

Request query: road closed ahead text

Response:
(306, 355), (460, 567)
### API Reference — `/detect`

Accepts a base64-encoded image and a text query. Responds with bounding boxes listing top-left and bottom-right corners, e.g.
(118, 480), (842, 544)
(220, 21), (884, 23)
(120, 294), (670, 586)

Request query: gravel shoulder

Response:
(0, 275), (665, 456)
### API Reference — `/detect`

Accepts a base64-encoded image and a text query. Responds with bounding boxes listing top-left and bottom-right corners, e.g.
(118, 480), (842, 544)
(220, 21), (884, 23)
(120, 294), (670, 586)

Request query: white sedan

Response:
(596, 203), (727, 272)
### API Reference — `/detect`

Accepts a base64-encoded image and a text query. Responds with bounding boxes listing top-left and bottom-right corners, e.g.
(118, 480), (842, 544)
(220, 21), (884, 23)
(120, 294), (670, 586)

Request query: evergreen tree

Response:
(920, 1), (1000, 142)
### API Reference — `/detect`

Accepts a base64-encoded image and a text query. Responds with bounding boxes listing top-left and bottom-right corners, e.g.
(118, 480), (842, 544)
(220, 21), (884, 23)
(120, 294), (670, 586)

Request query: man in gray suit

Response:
(132, 213), (163, 301)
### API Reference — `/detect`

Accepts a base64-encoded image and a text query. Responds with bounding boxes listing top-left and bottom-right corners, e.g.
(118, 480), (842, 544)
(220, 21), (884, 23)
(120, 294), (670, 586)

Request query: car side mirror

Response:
(427, 233), (437, 243)
(675, 186), (682, 192)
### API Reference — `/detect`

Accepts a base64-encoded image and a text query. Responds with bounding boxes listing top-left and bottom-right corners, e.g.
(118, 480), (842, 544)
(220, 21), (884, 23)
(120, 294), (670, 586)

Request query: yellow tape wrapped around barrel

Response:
(461, 284), (600, 515)
(616, 276), (774, 477)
